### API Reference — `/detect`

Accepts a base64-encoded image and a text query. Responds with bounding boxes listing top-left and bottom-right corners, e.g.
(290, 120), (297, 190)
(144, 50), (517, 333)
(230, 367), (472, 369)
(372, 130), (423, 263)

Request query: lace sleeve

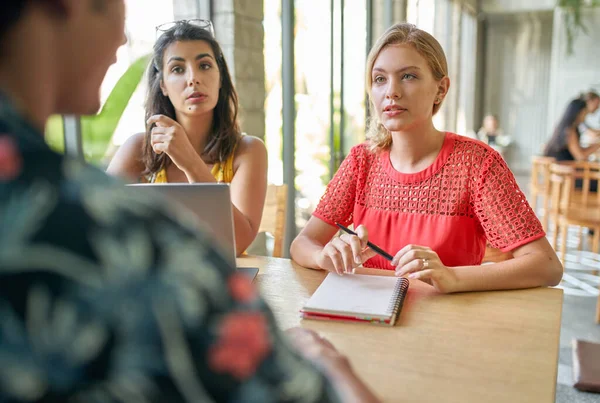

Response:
(313, 145), (364, 227)
(473, 151), (545, 252)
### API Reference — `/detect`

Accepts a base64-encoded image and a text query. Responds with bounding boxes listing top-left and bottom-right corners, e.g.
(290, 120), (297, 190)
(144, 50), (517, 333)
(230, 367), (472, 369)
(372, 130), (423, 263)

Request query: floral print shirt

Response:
(0, 94), (340, 403)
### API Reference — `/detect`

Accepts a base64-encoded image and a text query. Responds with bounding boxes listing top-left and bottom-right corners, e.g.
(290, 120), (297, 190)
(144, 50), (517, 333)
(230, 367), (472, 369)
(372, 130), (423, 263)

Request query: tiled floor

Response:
(556, 295), (600, 402)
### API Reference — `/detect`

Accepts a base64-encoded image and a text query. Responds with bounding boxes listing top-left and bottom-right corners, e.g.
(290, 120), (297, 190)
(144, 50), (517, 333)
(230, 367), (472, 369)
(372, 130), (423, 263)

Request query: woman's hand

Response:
(315, 225), (377, 275)
(393, 245), (458, 293)
(147, 114), (203, 174)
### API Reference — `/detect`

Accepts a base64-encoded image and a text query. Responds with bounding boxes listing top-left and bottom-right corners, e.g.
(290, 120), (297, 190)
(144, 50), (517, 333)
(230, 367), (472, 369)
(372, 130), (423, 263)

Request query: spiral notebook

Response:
(300, 273), (410, 326)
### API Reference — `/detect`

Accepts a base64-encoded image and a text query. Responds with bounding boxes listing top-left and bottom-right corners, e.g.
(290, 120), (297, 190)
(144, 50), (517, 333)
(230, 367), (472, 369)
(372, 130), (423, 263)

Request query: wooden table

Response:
(238, 256), (564, 403)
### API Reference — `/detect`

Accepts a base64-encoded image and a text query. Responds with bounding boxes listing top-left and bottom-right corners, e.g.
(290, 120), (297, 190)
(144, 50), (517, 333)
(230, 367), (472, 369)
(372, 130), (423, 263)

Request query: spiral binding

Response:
(385, 278), (410, 324)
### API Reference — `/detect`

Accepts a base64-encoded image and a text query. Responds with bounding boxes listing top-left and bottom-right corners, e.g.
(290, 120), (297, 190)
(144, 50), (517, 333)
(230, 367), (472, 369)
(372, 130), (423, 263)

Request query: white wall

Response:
(482, 0), (555, 14)
(547, 7), (600, 137)
(483, 12), (553, 173)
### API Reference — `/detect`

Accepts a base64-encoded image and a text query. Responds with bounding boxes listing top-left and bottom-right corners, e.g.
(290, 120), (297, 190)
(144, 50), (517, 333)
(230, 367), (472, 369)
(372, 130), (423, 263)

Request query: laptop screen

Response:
(126, 183), (237, 268)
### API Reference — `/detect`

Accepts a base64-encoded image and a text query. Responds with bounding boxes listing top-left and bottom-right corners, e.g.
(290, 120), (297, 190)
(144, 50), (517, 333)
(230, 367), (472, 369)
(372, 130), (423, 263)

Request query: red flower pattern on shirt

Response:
(208, 312), (271, 380)
(228, 274), (257, 303)
(0, 136), (22, 180)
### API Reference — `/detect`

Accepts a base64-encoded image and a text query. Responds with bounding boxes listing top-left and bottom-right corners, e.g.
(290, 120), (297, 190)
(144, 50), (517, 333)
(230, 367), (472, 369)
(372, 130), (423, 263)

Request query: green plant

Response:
(45, 53), (151, 163)
(45, 114), (64, 153)
(559, 0), (600, 55)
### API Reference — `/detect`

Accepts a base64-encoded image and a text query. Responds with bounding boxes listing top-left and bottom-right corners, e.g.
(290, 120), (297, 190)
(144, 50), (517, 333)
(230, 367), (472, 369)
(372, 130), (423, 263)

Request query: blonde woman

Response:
(291, 23), (562, 293)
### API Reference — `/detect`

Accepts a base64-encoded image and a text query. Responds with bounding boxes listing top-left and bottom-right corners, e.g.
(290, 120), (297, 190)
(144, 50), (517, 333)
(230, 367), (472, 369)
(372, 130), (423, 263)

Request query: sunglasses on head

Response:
(155, 19), (215, 39)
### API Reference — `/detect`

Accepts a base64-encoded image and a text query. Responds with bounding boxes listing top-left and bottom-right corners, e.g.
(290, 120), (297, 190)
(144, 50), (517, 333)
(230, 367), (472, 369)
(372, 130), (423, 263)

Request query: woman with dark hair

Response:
(544, 98), (600, 163)
(108, 20), (268, 255)
(544, 98), (600, 192)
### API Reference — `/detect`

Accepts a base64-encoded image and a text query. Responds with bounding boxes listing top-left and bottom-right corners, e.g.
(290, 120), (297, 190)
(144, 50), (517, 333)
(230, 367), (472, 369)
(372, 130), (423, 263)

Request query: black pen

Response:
(335, 223), (394, 262)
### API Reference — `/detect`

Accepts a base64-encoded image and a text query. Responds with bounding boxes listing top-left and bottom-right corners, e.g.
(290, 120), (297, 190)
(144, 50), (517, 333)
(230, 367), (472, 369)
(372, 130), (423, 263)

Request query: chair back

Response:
(259, 184), (288, 257)
(530, 156), (555, 191)
(554, 161), (600, 206)
(530, 156), (556, 229)
(549, 163), (574, 218)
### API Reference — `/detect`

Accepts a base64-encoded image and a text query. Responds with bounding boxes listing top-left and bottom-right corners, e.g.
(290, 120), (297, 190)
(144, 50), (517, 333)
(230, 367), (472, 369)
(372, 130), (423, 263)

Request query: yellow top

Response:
(147, 140), (239, 184)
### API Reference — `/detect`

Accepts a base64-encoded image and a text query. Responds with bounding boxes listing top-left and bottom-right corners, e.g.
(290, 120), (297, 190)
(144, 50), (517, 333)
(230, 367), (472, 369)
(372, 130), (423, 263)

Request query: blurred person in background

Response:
(579, 90), (600, 144)
(544, 98), (600, 191)
(477, 114), (512, 158)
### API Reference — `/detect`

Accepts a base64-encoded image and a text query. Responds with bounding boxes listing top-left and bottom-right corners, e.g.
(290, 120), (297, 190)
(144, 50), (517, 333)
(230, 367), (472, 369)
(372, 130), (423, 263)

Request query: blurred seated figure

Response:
(477, 115), (512, 157)
(544, 98), (599, 192)
(579, 91), (600, 154)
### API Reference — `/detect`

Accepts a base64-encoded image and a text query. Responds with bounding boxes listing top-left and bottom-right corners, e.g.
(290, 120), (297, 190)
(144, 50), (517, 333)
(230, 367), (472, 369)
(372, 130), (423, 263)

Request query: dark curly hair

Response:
(141, 21), (241, 177)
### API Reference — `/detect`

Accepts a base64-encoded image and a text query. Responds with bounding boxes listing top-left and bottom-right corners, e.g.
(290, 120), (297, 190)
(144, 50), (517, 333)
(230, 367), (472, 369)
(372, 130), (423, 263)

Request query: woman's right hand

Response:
(147, 114), (203, 174)
(316, 225), (377, 275)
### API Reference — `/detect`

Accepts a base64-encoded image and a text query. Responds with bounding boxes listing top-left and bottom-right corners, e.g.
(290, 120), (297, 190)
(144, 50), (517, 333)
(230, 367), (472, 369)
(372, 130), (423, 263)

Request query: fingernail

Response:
(408, 273), (417, 279)
(355, 256), (362, 264)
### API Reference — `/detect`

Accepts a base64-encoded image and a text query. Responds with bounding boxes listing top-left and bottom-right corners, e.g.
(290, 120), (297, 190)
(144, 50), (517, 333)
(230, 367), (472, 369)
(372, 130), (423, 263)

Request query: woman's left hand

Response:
(392, 245), (458, 293)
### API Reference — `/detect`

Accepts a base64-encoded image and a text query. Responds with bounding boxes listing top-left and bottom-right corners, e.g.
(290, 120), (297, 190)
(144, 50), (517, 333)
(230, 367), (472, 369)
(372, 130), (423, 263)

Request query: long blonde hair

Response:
(365, 23), (448, 151)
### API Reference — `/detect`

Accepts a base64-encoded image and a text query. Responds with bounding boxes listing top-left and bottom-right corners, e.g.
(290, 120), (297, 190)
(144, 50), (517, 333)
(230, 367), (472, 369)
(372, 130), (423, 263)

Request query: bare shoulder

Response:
(106, 132), (146, 178)
(236, 134), (267, 156)
(233, 134), (267, 171)
(123, 132), (146, 152)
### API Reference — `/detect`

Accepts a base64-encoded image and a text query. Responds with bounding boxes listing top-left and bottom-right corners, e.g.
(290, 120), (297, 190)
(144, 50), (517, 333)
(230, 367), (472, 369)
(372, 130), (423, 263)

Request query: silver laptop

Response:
(126, 183), (258, 280)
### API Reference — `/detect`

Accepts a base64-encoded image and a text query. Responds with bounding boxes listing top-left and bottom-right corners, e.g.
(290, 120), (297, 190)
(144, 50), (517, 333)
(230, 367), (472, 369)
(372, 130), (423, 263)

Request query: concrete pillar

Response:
(213, 0), (266, 139)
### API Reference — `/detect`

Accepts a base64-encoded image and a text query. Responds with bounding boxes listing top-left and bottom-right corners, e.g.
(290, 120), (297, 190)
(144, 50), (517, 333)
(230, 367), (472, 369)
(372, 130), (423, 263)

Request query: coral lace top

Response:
(313, 132), (545, 270)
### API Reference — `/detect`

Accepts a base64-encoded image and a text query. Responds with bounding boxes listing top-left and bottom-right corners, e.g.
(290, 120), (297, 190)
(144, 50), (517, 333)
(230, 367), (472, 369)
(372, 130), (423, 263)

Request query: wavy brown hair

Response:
(365, 23), (448, 152)
(142, 21), (240, 176)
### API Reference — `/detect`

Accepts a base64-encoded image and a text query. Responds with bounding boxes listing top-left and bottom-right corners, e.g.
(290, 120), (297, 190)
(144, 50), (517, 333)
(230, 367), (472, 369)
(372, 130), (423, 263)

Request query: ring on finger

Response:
(421, 258), (429, 269)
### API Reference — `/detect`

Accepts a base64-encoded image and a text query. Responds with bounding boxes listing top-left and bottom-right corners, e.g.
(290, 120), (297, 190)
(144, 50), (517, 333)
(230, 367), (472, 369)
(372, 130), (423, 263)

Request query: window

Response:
(94, 0), (176, 166)
(264, 0), (367, 233)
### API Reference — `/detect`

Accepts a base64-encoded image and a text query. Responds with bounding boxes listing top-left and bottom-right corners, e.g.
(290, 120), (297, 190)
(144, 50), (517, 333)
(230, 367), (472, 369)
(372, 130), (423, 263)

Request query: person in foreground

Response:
(291, 23), (563, 293)
(107, 20), (267, 255)
(0, 1), (378, 402)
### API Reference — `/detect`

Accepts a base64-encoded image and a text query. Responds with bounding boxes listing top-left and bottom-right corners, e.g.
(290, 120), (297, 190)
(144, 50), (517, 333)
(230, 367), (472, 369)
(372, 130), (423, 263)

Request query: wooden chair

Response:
(554, 160), (600, 207)
(258, 184), (288, 258)
(549, 164), (600, 323)
(529, 156), (556, 230)
(549, 163), (600, 260)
